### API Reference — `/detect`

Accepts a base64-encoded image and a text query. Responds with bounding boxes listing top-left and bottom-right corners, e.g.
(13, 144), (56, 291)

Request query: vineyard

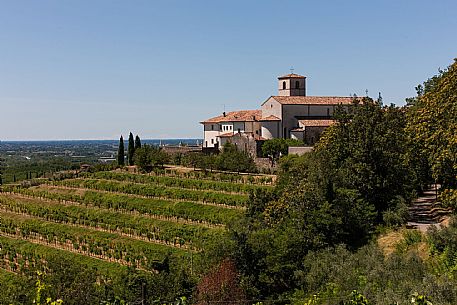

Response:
(0, 169), (274, 282)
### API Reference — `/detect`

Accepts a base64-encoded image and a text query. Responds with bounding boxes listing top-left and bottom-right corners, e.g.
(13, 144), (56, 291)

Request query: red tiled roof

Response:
(298, 119), (336, 127)
(272, 96), (358, 105)
(260, 115), (281, 121)
(278, 73), (306, 79)
(201, 110), (261, 124)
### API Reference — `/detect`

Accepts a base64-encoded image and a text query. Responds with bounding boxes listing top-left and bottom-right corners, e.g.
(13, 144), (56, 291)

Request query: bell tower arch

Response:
(278, 73), (306, 96)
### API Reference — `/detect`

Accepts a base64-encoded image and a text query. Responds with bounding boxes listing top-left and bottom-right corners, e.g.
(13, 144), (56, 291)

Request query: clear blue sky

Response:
(1, 0), (456, 140)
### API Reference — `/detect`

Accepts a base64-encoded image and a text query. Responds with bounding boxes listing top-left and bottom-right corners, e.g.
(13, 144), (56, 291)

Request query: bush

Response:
(382, 196), (409, 227)
(134, 145), (169, 172)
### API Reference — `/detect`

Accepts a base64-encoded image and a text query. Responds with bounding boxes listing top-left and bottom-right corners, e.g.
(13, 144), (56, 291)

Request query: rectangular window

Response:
(211, 125), (214, 130)
(211, 139), (214, 144)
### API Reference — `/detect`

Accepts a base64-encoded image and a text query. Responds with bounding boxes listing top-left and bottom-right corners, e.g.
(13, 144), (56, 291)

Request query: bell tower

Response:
(278, 73), (306, 96)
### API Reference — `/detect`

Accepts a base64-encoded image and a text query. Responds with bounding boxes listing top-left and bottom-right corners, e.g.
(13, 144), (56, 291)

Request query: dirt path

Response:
(407, 184), (451, 232)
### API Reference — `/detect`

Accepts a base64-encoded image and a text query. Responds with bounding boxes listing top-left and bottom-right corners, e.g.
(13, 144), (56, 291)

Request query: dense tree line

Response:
(209, 60), (457, 304)
(406, 60), (457, 207)
(135, 143), (257, 174)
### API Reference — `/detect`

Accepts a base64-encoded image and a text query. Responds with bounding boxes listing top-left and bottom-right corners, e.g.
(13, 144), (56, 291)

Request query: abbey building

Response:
(200, 73), (355, 155)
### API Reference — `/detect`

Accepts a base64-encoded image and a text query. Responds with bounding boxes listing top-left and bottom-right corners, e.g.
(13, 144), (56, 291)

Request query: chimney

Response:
(223, 112), (226, 117)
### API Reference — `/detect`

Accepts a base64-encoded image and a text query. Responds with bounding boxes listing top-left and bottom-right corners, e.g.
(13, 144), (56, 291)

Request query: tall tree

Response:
(316, 98), (413, 217)
(117, 136), (125, 166)
(127, 132), (135, 166)
(406, 59), (457, 205)
(134, 135), (142, 150)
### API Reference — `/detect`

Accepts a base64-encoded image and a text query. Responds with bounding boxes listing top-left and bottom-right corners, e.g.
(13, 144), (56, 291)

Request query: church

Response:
(200, 73), (355, 155)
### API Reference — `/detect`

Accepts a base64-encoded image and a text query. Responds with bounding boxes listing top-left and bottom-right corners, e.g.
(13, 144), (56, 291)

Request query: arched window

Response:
(282, 81), (286, 90)
(295, 81), (300, 89)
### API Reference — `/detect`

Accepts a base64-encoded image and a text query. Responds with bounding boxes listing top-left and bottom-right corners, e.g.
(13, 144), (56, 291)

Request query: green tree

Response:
(216, 143), (256, 173)
(134, 135), (142, 150)
(134, 145), (169, 171)
(134, 145), (154, 172)
(151, 147), (169, 169)
(117, 136), (125, 166)
(262, 138), (286, 165)
(316, 98), (414, 218)
(406, 59), (457, 205)
(262, 138), (303, 165)
(127, 132), (135, 166)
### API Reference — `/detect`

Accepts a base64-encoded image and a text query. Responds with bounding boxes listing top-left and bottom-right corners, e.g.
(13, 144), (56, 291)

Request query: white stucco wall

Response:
(203, 127), (220, 148)
(221, 123), (234, 133)
(260, 97), (283, 137)
(261, 121), (280, 139)
(261, 97), (282, 118)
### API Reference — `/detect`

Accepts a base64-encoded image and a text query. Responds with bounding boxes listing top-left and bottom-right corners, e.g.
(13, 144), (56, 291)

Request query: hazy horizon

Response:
(0, 138), (202, 142)
(1, 0), (456, 140)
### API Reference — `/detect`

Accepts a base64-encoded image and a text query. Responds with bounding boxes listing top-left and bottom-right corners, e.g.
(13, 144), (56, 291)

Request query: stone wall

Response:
(288, 146), (314, 156)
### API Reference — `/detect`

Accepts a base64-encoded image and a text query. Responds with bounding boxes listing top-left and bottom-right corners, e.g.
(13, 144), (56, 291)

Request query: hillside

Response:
(0, 168), (274, 303)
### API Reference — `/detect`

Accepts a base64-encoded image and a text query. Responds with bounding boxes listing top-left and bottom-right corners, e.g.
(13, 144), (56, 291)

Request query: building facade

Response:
(201, 73), (355, 155)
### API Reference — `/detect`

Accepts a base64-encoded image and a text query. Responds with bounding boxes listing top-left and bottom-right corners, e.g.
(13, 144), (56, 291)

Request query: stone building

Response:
(201, 73), (355, 155)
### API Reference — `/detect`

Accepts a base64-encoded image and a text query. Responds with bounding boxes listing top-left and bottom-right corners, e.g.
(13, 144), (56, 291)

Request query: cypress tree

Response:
(117, 136), (125, 166)
(128, 132), (135, 166)
(135, 135), (142, 150)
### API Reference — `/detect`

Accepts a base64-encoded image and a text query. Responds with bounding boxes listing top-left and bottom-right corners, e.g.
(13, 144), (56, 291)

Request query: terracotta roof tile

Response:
(298, 119), (336, 127)
(260, 115), (281, 121)
(278, 73), (306, 79)
(272, 96), (358, 105)
(201, 110), (261, 124)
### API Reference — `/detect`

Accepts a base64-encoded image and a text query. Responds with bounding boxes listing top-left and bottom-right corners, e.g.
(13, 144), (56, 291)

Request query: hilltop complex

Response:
(201, 73), (355, 155)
